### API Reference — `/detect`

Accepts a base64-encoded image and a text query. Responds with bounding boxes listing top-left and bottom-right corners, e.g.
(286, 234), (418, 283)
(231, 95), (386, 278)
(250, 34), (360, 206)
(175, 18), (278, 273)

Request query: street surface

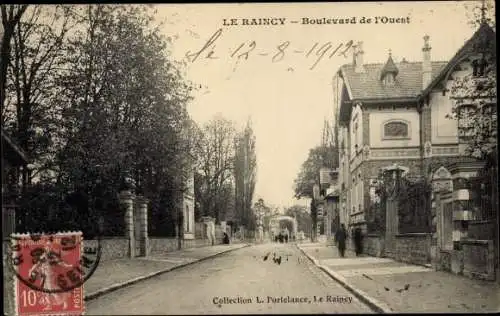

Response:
(85, 243), (373, 314)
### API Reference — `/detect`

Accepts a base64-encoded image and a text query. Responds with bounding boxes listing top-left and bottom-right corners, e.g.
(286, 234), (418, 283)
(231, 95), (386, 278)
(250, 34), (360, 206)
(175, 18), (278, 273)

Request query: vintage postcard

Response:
(1, 1), (498, 315)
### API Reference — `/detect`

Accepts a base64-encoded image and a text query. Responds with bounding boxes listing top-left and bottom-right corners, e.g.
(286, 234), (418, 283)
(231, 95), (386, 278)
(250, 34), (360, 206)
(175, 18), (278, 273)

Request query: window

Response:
(384, 74), (395, 86)
(472, 58), (488, 77)
(383, 120), (409, 139)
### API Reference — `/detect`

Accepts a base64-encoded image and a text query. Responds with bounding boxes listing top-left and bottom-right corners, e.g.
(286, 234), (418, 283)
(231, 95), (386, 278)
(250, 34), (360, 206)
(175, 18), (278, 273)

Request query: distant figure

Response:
(284, 234), (288, 243)
(354, 228), (363, 256)
(223, 232), (230, 244)
(335, 224), (348, 258)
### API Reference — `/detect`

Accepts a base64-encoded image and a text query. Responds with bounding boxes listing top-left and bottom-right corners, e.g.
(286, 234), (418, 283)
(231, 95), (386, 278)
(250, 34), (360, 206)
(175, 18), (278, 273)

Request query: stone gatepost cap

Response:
(134, 195), (150, 204)
(119, 190), (135, 199)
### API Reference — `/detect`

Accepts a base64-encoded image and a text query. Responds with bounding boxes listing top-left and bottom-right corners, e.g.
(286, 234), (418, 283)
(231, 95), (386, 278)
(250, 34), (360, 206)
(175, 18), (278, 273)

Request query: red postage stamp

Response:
(11, 232), (85, 316)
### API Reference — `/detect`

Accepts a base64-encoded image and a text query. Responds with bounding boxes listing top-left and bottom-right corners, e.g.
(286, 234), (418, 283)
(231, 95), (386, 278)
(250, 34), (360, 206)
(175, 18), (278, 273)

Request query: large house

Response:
(335, 23), (497, 280)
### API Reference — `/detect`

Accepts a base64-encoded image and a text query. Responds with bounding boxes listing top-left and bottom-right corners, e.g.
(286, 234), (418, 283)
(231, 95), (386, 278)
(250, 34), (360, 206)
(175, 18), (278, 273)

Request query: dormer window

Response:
(380, 50), (399, 86)
(383, 120), (410, 139)
(384, 73), (395, 85)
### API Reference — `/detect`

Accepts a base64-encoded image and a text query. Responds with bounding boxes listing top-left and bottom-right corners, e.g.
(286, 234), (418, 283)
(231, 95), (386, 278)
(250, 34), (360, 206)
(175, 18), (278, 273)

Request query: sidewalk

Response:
(85, 243), (249, 301)
(297, 242), (500, 313)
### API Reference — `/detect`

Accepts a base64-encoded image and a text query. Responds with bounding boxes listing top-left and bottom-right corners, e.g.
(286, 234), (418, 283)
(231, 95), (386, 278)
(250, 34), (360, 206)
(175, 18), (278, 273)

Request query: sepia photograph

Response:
(1, 1), (498, 315)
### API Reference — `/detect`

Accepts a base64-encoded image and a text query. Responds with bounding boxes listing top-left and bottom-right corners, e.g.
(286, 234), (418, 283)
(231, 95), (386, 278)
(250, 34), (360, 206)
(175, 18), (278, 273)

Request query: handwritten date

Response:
(185, 28), (353, 70)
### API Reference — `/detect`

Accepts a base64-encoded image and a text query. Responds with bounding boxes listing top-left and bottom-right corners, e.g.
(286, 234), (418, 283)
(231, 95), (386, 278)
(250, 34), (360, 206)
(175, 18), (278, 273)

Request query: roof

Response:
(420, 22), (496, 97)
(1, 128), (29, 166)
(340, 60), (447, 100)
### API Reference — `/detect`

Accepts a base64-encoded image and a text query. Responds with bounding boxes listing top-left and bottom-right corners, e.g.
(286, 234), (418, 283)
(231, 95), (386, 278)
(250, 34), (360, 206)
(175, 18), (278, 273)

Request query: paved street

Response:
(298, 243), (500, 313)
(85, 243), (373, 315)
(84, 244), (248, 298)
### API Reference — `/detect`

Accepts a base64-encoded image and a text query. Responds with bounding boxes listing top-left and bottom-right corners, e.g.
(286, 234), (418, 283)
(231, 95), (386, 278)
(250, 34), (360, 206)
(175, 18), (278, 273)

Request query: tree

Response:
(294, 145), (338, 241)
(293, 145), (338, 199)
(1, 4), (28, 118)
(448, 0), (497, 228)
(448, 1), (496, 160)
(3, 5), (76, 189)
(233, 119), (257, 230)
(11, 5), (196, 236)
(285, 204), (312, 236)
(196, 114), (237, 223)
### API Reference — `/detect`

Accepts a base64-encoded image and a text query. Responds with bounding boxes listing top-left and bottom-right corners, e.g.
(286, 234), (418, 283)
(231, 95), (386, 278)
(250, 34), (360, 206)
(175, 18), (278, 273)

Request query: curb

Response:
(84, 244), (251, 301)
(296, 245), (393, 314)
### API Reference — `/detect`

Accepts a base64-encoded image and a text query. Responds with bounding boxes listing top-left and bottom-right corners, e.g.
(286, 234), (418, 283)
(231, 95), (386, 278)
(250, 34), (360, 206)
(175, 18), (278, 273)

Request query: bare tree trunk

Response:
(1, 5), (28, 119)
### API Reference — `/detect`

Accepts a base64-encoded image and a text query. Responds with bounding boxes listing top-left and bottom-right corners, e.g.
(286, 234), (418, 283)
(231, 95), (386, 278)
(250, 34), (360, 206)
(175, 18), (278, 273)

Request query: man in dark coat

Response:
(335, 224), (348, 258)
(354, 228), (363, 256)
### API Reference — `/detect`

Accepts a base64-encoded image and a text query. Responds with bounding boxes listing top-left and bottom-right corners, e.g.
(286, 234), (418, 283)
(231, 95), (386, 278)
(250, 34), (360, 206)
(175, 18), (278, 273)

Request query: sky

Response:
(153, 1), (487, 210)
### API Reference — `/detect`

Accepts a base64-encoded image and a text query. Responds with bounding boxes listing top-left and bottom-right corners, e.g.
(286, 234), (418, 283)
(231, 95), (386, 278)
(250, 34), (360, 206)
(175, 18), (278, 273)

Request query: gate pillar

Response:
(120, 190), (135, 258)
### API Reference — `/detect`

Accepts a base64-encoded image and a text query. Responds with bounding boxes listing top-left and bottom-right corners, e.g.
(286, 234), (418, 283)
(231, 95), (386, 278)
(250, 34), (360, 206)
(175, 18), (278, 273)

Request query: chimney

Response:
(352, 43), (358, 66)
(354, 41), (365, 73)
(422, 35), (432, 89)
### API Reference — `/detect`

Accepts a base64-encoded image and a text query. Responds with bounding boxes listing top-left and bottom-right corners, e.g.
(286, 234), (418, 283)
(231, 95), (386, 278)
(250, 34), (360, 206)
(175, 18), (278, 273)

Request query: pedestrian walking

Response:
(334, 223), (348, 258)
(354, 228), (363, 256)
(223, 232), (230, 244)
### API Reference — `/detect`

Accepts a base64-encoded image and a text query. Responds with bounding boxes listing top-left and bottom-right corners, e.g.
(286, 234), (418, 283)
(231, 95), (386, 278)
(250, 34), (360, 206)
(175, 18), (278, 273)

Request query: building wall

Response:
(362, 158), (422, 179)
(369, 110), (420, 148)
(339, 126), (351, 226)
(429, 60), (475, 145)
(350, 104), (363, 156)
(347, 158), (422, 230)
(430, 89), (458, 144)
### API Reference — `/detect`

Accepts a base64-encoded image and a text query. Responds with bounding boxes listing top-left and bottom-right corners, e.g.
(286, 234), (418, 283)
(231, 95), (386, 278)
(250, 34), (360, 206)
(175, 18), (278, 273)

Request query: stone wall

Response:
(392, 233), (431, 266)
(3, 241), (14, 316)
(462, 240), (495, 281)
(149, 237), (223, 255)
(364, 234), (385, 257)
(84, 237), (129, 262)
(149, 238), (178, 254)
(215, 225), (224, 240)
(439, 250), (452, 271)
(195, 222), (205, 239)
(468, 221), (496, 240)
